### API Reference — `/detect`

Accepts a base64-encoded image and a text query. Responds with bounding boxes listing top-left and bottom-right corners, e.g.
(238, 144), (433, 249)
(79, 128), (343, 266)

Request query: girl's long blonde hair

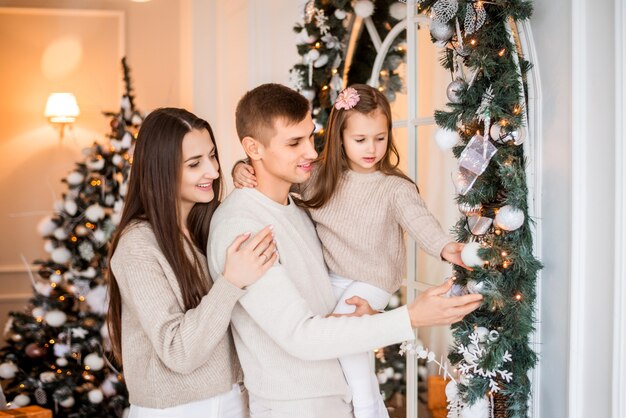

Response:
(300, 84), (414, 209)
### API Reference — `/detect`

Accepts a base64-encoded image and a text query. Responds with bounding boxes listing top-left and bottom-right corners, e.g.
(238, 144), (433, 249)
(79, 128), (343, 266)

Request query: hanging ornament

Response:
(446, 79), (467, 103)
(59, 396), (75, 408)
(40, 371), (56, 383)
(0, 362), (18, 379)
(84, 353), (104, 371)
(314, 8), (330, 35)
(389, 2), (407, 20)
(466, 279), (486, 295)
(64, 200), (78, 216)
(354, 0), (375, 18)
(12, 394), (30, 407)
(491, 123), (526, 145)
(66, 171), (84, 186)
(25, 343), (47, 358)
(467, 215), (493, 235)
(301, 88), (316, 102)
(53, 228), (68, 240)
(32, 306), (46, 319)
(34, 385), (47, 405)
(334, 9), (347, 20)
(37, 216), (57, 237)
(51, 247), (71, 264)
(430, 20), (455, 42)
(313, 54), (329, 68)
(464, 2), (487, 34)
(458, 134), (497, 177)
(475, 327), (490, 342)
(461, 396), (491, 418)
(495, 205), (525, 231)
(88, 389), (104, 404)
(432, 0), (459, 24)
(303, 0), (315, 24)
(56, 357), (68, 367)
(85, 204), (105, 222)
(460, 242), (485, 268)
(458, 202), (482, 215)
(44, 310), (68, 327)
(86, 158), (105, 171)
(434, 127), (461, 150)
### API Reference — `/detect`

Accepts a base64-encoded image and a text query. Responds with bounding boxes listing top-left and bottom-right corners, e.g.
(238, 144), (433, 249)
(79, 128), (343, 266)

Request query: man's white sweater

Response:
(207, 188), (415, 403)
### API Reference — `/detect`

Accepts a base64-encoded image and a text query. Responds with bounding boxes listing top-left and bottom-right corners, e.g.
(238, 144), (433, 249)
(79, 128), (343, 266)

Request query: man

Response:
(207, 83), (482, 418)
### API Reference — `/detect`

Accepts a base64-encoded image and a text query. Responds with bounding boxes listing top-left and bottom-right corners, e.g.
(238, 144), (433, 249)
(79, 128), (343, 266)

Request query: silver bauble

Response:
(446, 79), (468, 104)
(430, 20), (455, 42)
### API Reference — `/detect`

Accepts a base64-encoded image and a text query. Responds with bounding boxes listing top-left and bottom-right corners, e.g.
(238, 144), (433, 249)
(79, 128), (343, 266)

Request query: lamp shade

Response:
(45, 93), (80, 123)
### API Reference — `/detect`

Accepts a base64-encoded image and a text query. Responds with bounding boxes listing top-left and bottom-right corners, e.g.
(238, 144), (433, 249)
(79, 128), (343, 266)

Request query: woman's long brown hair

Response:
(106, 108), (223, 365)
(301, 84), (414, 209)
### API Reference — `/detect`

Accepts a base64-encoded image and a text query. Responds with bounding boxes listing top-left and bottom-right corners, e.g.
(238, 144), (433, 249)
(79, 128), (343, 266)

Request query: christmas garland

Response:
(289, 1), (540, 417)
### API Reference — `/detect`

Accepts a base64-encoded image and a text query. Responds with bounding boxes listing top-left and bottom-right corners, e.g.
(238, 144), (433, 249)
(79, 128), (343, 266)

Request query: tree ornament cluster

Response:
(0, 58), (140, 416)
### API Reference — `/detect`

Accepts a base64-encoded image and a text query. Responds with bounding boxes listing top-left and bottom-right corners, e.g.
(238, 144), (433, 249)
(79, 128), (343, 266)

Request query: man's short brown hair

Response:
(235, 83), (310, 143)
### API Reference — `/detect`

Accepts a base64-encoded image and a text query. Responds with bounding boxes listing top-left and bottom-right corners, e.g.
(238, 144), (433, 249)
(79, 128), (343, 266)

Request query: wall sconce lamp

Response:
(45, 93), (80, 140)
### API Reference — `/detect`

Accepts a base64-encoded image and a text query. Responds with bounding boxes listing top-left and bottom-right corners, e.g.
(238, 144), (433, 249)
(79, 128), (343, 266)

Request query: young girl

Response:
(107, 108), (277, 418)
(233, 84), (466, 418)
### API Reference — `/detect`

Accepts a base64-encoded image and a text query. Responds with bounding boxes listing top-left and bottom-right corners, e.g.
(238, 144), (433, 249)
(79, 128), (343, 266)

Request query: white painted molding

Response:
(517, 19), (543, 418)
(569, 0), (587, 416)
(0, 264), (36, 274)
(613, 0), (626, 417)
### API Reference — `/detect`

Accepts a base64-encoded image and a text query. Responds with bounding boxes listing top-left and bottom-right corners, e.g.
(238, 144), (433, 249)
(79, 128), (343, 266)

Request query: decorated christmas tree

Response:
(0, 58), (141, 417)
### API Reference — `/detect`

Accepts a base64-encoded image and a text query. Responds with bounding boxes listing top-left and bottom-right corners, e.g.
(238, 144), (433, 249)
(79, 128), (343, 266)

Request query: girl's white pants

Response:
(330, 274), (392, 418)
(129, 383), (246, 418)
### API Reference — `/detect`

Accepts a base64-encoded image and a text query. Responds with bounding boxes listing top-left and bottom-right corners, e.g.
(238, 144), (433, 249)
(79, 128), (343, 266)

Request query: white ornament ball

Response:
(40, 371), (56, 383)
(50, 272), (63, 284)
(44, 240), (55, 253)
(51, 247), (72, 264)
(82, 267), (98, 278)
(84, 353), (105, 371)
(460, 242), (485, 268)
(389, 2), (407, 20)
(112, 154), (123, 166)
(44, 310), (67, 327)
(475, 327), (490, 343)
(463, 350), (475, 363)
(119, 183), (128, 197)
(12, 394), (30, 407)
(495, 205), (525, 231)
(435, 128), (461, 150)
(306, 49), (320, 63)
(430, 20), (454, 42)
(297, 28), (317, 44)
(32, 307), (46, 319)
(86, 285), (109, 316)
(122, 132), (133, 149)
(93, 229), (107, 244)
(388, 294), (400, 308)
(37, 216), (57, 237)
(461, 396), (490, 418)
(101, 377), (117, 397)
(59, 396), (75, 408)
(64, 200), (78, 216)
(334, 9), (347, 20)
(445, 380), (458, 402)
(75, 225), (89, 236)
(66, 171), (84, 186)
(313, 54), (329, 68)
(86, 158), (105, 171)
(85, 204), (105, 222)
(0, 362), (18, 379)
(385, 367), (395, 378)
(132, 114), (143, 125)
(54, 227), (68, 240)
(34, 282), (52, 297)
(88, 389), (104, 404)
(354, 0), (375, 17)
(54, 343), (70, 358)
(466, 279), (486, 295)
(56, 357), (68, 367)
(301, 89), (316, 102)
(376, 371), (388, 384)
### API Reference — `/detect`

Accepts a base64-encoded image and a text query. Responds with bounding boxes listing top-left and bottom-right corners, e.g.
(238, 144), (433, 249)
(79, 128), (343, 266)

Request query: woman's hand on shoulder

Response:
(233, 161), (257, 189)
(223, 225), (278, 288)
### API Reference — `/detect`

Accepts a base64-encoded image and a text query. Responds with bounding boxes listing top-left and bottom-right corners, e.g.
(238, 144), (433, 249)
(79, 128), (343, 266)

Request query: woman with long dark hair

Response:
(107, 108), (277, 417)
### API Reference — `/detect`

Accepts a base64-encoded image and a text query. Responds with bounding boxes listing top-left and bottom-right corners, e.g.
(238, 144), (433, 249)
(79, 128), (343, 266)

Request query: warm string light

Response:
(470, 38), (478, 46)
(498, 48), (506, 57)
(515, 294), (522, 301)
(314, 42), (321, 48)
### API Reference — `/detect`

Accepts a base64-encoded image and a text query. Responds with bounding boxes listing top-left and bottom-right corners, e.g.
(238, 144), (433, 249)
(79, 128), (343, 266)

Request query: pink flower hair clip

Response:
(334, 87), (360, 110)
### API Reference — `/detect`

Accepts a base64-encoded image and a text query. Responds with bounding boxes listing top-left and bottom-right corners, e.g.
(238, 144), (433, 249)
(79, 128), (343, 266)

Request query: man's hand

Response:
(327, 296), (378, 318)
(441, 242), (471, 270)
(407, 279), (482, 328)
(233, 161), (257, 189)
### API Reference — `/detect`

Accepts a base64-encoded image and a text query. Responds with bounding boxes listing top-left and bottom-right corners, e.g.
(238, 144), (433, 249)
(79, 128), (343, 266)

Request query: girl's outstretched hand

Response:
(223, 225), (278, 289)
(441, 242), (471, 270)
(233, 161), (257, 189)
(407, 279), (482, 328)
